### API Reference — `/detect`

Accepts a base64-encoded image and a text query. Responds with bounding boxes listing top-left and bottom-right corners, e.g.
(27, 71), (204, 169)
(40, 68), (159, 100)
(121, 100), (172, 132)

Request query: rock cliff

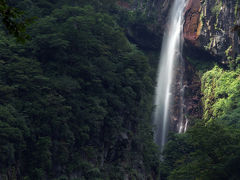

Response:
(184, 0), (240, 61)
(184, 0), (202, 43)
(117, 0), (239, 132)
(121, 0), (240, 60)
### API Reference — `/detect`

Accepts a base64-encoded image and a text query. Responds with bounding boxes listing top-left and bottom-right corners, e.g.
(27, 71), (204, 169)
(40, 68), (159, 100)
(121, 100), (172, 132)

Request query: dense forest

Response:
(0, 0), (160, 179)
(0, 0), (240, 180)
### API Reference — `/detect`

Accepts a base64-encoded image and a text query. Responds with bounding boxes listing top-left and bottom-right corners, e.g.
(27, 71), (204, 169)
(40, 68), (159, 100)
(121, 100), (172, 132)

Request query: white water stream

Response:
(153, 0), (188, 151)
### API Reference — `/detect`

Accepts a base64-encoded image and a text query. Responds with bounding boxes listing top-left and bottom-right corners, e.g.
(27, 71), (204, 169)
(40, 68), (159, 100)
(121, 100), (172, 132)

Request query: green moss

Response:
(225, 45), (232, 56)
(211, 1), (222, 15)
(211, 1), (222, 30)
(204, 37), (213, 51)
(234, 0), (240, 17)
(200, 7), (204, 23)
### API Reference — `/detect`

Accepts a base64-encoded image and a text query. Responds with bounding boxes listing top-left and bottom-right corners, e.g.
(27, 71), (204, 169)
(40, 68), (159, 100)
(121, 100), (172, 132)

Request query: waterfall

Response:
(153, 0), (188, 151)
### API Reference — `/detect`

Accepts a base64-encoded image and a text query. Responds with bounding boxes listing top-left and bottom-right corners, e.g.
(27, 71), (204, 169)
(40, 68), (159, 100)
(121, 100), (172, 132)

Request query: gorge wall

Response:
(120, 0), (240, 59)
(184, 0), (240, 61)
(118, 0), (239, 131)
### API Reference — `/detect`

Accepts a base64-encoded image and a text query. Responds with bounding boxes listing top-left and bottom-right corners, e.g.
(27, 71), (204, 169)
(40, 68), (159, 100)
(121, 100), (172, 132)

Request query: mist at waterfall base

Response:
(153, 0), (188, 152)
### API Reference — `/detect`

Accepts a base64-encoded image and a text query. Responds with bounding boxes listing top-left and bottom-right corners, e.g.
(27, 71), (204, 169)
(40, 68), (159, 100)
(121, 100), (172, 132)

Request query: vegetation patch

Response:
(201, 66), (240, 121)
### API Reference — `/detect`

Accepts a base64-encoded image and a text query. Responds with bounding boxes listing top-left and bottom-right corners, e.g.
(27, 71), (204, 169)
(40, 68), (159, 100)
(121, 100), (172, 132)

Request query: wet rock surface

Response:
(170, 56), (202, 132)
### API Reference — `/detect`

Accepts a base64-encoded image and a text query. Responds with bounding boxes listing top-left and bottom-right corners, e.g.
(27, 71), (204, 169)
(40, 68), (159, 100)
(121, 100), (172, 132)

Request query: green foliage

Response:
(162, 61), (240, 180)
(218, 106), (240, 128)
(211, 1), (222, 14)
(161, 121), (240, 180)
(201, 65), (240, 121)
(229, 55), (240, 70)
(186, 56), (215, 77)
(0, 0), (35, 42)
(0, 1), (159, 179)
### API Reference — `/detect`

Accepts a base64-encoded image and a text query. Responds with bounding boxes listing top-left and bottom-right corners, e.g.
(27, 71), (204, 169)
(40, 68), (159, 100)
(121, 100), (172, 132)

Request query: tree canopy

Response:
(0, 0), (160, 179)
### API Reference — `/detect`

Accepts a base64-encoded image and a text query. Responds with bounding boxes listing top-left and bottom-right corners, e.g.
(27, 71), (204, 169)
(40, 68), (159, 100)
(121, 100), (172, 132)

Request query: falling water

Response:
(177, 56), (188, 134)
(153, 0), (188, 151)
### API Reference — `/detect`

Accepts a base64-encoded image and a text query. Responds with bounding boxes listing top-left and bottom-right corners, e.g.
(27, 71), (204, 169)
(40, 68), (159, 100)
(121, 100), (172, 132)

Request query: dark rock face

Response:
(183, 59), (202, 119)
(126, 25), (162, 50)
(117, 0), (172, 50)
(185, 0), (240, 60)
(170, 56), (202, 132)
(118, 0), (174, 35)
(120, 0), (240, 60)
(150, 0), (174, 33)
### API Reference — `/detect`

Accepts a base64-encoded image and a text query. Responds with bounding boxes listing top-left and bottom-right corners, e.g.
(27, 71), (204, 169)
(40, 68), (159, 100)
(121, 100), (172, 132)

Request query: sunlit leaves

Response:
(201, 66), (240, 121)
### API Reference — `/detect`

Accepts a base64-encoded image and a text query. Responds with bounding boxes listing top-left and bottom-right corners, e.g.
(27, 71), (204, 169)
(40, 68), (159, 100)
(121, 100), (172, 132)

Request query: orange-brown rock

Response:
(183, 0), (202, 42)
(117, 1), (131, 9)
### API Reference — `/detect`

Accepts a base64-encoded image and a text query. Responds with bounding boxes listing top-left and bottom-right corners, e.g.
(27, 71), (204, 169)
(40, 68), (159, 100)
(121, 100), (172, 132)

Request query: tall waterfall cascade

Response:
(153, 0), (188, 151)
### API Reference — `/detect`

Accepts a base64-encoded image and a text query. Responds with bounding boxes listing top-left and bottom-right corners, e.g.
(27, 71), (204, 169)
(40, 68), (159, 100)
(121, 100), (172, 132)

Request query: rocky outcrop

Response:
(184, 0), (240, 60)
(126, 25), (162, 50)
(118, 0), (240, 60)
(183, 0), (202, 43)
(117, 0), (174, 35)
(116, 0), (172, 50)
